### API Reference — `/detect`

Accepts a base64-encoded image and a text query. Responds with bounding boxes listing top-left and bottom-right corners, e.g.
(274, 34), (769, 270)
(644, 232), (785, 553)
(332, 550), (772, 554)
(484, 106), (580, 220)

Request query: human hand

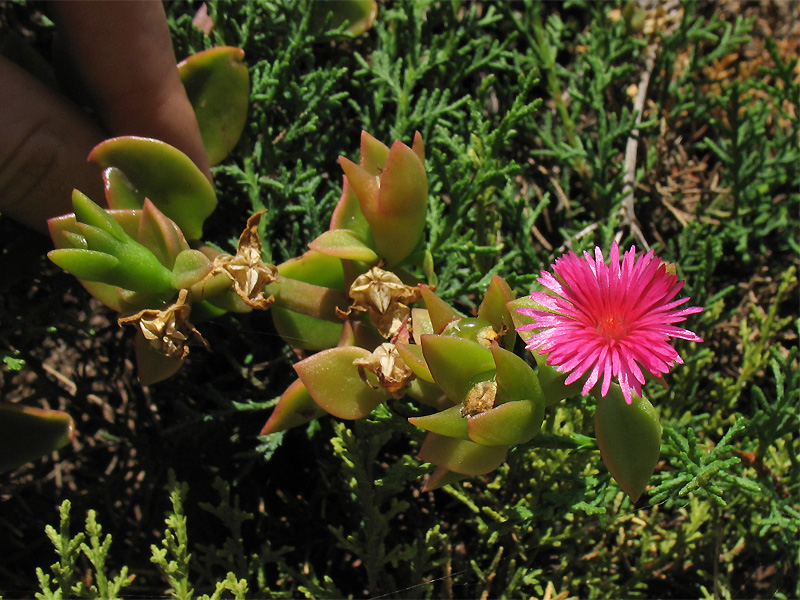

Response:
(0, 1), (211, 234)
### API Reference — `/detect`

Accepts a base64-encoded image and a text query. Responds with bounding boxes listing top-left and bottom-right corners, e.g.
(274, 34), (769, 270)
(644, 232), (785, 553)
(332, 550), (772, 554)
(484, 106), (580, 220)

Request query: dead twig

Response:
(620, 45), (657, 250)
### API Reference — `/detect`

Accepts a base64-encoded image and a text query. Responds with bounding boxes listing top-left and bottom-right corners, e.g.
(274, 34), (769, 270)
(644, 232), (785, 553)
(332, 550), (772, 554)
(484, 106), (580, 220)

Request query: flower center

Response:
(596, 314), (628, 341)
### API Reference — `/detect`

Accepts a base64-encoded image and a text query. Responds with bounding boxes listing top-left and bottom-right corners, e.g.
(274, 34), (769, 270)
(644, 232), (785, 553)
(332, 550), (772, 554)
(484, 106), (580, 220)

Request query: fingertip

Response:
(53, 0), (212, 181)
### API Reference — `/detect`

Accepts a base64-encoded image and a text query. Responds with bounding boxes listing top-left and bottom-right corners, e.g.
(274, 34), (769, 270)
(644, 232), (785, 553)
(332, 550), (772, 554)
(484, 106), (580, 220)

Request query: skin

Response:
(0, 1), (211, 234)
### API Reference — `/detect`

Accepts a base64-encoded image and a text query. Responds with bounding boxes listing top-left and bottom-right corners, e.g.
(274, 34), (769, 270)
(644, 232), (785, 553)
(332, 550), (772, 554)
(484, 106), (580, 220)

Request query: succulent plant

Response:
(46, 47), (258, 385)
(42, 76), (698, 500)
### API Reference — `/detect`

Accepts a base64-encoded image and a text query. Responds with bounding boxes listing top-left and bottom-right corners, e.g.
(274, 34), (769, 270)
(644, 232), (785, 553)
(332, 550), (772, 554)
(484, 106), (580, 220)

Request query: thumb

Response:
(52, 1), (212, 180)
(0, 57), (105, 234)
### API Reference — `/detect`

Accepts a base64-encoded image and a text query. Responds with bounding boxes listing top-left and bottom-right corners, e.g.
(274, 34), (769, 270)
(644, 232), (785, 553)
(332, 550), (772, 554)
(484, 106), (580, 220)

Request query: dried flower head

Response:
(461, 380), (498, 417)
(118, 289), (208, 360)
(212, 211), (278, 309)
(346, 266), (421, 338)
(516, 242), (703, 404)
(353, 342), (416, 397)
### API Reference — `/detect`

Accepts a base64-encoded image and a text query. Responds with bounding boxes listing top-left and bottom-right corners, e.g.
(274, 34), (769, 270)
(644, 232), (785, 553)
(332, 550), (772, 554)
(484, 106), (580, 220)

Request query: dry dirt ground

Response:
(0, 219), (304, 594)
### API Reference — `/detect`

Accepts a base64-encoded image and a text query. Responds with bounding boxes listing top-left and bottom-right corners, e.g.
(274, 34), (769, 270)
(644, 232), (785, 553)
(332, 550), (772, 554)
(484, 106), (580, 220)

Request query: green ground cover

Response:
(1, 1), (797, 598)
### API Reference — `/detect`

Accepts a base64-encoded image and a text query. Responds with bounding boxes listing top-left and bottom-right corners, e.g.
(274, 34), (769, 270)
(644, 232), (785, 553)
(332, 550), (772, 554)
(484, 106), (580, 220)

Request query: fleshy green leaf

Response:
(48, 245), (174, 294)
(405, 378), (451, 411)
(171, 249), (214, 290)
(594, 384), (662, 502)
(72, 189), (127, 241)
(366, 140), (428, 266)
(261, 379), (327, 435)
(359, 130), (390, 175)
(48, 248), (120, 280)
(48, 213), (83, 249)
(329, 178), (373, 241)
(138, 199), (190, 269)
(134, 331), (184, 386)
(89, 137), (217, 240)
(108, 209), (142, 240)
(395, 342), (434, 383)
(0, 402), (75, 473)
(310, 0), (378, 36)
(409, 405), (470, 440)
(467, 400), (543, 446)
(276, 250), (345, 288)
(339, 156), (379, 210)
(75, 223), (122, 255)
(205, 287), (252, 313)
(419, 285), (462, 333)
(422, 465), (468, 492)
(411, 308), (434, 345)
(441, 317), (496, 344)
(307, 229), (379, 263)
(418, 432), (508, 476)
(271, 306), (343, 350)
(411, 131), (425, 165)
(48, 215), (130, 311)
(478, 275), (517, 348)
(266, 277), (347, 321)
(103, 166), (145, 210)
(421, 335), (495, 404)
(478, 275), (515, 326)
(491, 345), (543, 406)
(294, 347), (388, 419)
(338, 134), (428, 266)
(178, 47), (249, 166)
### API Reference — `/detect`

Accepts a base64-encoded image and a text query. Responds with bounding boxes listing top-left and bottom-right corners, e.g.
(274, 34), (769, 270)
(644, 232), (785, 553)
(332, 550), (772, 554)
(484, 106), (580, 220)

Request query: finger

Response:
(52, 0), (212, 179)
(0, 56), (105, 234)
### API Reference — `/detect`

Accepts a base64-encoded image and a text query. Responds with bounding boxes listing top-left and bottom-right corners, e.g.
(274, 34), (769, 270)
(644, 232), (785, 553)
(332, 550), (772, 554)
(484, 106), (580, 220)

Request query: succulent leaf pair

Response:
(266, 131), (431, 353)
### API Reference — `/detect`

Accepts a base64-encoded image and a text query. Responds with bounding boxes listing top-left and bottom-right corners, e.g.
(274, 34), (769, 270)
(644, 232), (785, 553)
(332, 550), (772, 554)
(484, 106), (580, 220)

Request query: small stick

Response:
(621, 45), (657, 250)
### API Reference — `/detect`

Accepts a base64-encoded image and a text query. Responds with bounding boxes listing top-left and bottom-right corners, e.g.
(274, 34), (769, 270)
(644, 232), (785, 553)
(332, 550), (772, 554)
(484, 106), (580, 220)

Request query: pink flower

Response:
(516, 242), (703, 404)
